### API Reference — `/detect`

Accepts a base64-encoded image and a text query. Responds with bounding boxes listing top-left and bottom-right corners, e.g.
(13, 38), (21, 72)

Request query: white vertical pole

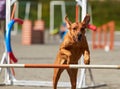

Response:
(5, 0), (10, 84)
(80, 0), (87, 87)
(0, 52), (6, 72)
(50, 1), (54, 33)
(61, 1), (66, 22)
(76, 0), (87, 88)
(4, 53), (10, 84)
(24, 2), (31, 20)
(6, 0), (11, 31)
(38, 3), (42, 20)
(77, 56), (86, 88)
(81, 0), (87, 21)
(5, 0), (12, 84)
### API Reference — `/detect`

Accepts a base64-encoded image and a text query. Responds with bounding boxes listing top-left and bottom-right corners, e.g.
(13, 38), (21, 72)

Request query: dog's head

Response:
(65, 14), (90, 42)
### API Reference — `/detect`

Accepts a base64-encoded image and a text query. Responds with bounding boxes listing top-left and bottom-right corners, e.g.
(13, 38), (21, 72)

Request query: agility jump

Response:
(1, 15), (111, 89)
(1, 0), (117, 89)
(0, 64), (120, 69)
(2, 19), (120, 70)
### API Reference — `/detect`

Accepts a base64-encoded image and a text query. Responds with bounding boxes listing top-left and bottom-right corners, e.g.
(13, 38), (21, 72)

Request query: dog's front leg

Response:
(60, 49), (71, 64)
(84, 50), (90, 64)
(82, 37), (90, 64)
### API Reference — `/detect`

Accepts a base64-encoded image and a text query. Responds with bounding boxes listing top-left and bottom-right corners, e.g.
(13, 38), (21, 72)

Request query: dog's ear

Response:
(65, 16), (72, 29)
(82, 14), (90, 28)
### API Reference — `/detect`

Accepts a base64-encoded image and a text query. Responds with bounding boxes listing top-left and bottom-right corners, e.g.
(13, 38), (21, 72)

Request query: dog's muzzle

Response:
(78, 34), (82, 41)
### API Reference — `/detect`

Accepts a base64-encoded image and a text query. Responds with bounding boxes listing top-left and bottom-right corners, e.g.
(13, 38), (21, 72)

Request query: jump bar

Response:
(0, 64), (120, 69)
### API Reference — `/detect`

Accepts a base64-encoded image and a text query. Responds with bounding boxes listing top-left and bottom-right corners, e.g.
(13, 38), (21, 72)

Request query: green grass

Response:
(89, 0), (120, 30)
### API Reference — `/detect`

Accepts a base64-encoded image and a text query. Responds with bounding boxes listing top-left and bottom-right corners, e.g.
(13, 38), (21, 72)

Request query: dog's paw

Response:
(84, 56), (90, 64)
(84, 51), (90, 64)
(84, 59), (90, 65)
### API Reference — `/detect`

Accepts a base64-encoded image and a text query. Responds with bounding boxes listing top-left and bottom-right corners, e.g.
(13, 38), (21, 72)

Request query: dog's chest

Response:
(71, 43), (83, 54)
(68, 44), (83, 63)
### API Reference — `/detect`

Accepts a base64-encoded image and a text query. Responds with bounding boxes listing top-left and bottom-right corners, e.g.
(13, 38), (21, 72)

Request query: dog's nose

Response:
(78, 33), (82, 41)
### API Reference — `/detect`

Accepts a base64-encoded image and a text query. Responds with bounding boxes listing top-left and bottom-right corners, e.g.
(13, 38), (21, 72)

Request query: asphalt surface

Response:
(0, 31), (120, 89)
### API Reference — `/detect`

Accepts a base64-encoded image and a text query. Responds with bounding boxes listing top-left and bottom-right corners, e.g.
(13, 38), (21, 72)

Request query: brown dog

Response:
(53, 14), (90, 89)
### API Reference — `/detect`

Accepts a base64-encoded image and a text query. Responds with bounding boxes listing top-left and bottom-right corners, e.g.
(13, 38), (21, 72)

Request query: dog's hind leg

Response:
(53, 59), (66, 89)
(67, 69), (78, 89)
(53, 68), (64, 89)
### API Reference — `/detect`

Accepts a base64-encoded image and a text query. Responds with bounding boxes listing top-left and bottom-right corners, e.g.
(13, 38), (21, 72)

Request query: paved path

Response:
(0, 31), (120, 89)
